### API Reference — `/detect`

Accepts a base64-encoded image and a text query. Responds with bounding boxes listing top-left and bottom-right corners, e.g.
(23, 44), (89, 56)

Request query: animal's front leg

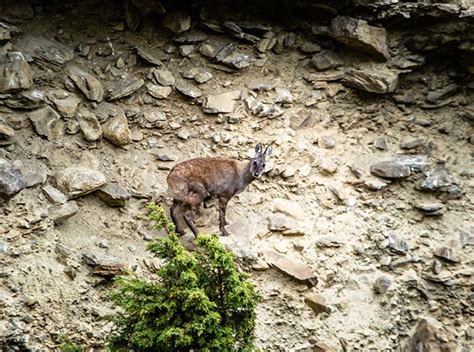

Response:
(218, 197), (230, 236)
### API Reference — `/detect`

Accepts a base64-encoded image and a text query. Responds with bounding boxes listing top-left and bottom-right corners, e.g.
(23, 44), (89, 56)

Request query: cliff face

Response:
(0, 0), (473, 351)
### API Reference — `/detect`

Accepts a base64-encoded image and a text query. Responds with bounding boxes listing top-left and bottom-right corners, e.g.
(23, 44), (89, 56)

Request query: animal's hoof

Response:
(221, 230), (231, 237)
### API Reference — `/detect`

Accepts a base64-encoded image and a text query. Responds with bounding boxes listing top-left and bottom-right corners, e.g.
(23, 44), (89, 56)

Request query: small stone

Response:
(82, 251), (126, 276)
(102, 108), (131, 147)
(178, 44), (195, 57)
(319, 135), (336, 149)
(116, 57), (125, 68)
(135, 47), (162, 66)
(400, 138), (425, 150)
(343, 66), (398, 94)
(319, 159), (337, 175)
(4, 89), (46, 110)
(387, 234), (409, 255)
(161, 13), (191, 34)
(419, 164), (458, 192)
(67, 65), (104, 102)
(0, 123), (15, 146)
(370, 161), (411, 179)
(152, 69), (175, 87)
(199, 44), (216, 58)
(194, 70), (212, 84)
(27, 106), (64, 141)
(96, 183), (130, 207)
(433, 259), (442, 274)
(373, 276), (392, 294)
(55, 167), (106, 199)
(426, 83), (459, 103)
(42, 185), (67, 204)
(0, 52), (33, 93)
(363, 177), (389, 191)
(50, 91), (81, 118)
(0, 159), (25, 202)
(374, 137), (388, 150)
(267, 215), (305, 236)
(24, 171), (45, 187)
(414, 202), (445, 216)
(48, 201), (79, 223)
(311, 50), (343, 71)
(175, 81), (202, 98)
(173, 30), (208, 44)
(77, 108), (102, 141)
(274, 87), (293, 104)
(202, 90), (241, 114)
(405, 318), (456, 352)
(304, 293), (330, 315)
(146, 83), (172, 99)
(433, 246), (460, 263)
(263, 250), (317, 285)
(106, 75), (144, 101)
(300, 41), (321, 54)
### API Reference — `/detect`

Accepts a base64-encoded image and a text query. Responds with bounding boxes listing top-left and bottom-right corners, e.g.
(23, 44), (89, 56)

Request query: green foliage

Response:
(108, 202), (261, 351)
(59, 338), (83, 352)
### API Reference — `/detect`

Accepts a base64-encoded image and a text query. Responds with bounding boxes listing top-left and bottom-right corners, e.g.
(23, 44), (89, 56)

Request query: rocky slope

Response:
(0, 0), (473, 351)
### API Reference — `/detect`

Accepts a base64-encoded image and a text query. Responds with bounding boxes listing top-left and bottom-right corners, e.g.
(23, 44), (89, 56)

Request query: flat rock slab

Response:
(106, 75), (144, 101)
(17, 35), (74, 71)
(263, 250), (317, 285)
(0, 52), (32, 93)
(330, 16), (390, 59)
(27, 106), (64, 140)
(42, 185), (67, 204)
(4, 89), (45, 110)
(48, 201), (79, 223)
(146, 83), (172, 99)
(343, 67), (398, 94)
(0, 159), (25, 201)
(370, 154), (429, 179)
(96, 183), (130, 207)
(55, 167), (106, 199)
(202, 90), (241, 114)
(82, 251), (126, 276)
(67, 65), (104, 102)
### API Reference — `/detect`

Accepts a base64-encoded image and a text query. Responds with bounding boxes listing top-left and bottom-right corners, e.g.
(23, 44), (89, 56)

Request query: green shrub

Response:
(108, 203), (261, 351)
(59, 337), (83, 352)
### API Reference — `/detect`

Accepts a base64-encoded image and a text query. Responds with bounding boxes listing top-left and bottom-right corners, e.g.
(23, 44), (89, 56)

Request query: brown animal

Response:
(167, 143), (272, 236)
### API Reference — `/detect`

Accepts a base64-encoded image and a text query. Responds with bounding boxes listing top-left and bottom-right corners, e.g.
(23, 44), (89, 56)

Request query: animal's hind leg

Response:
(182, 192), (204, 236)
(218, 197), (231, 236)
(170, 199), (185, 235)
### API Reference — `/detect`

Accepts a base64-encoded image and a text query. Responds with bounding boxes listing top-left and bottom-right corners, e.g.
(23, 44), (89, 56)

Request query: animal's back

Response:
(167, 157), (239, 199)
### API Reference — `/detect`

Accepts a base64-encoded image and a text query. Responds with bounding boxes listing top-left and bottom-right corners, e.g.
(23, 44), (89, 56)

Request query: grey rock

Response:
(48, 201), (79, 223)
(374, 276), (392, 294)
(343, 67), (398, 94)
(374, 137), (388, 150)
(426, 83), (459, 103)
(102, 107), (131, 147)
(274, 87), (293, 104)
(24, 171), (45, 187)
(173, 30), (208, 44)
(178, 44), (195, 57)
(219, 234), (257, 263)
(16, 36), (73, 71)
(433, 246), (460, 263)
(203, 90), (240, 114)
(161, 13), (191, 34)
(77, 108), (102, 141)
(55, 167), (106, 199)
(0, 52), (32, 93)
(220, 51), (254, 70)
(152, 69), (175, 86)
(244, 96), (283, 118)
(370, 154), (429, 179)
(363, 177), (389, 191)
(146, 83), (172, 99)
(414, 202), (445, 216)
(143, 109), (166, 128)
(42, 185), (67, 204)
(194, 70), (213, 84)
(96, 183), (130, 207)
(199, 44), (216, 58)
(433, 259), (442, 274)
(0, 159), (25, 201)
(4, 89), (45, 110)
(135, 47), (162, 66)
(27, 106), (64, 140)
(82, 251), (125, 276)
(400, 138), (425, 150)
(419, 163), (458, 192)
(49, 90), (81, 118)
(300, 41), (321, 54)
(387, 234), (409, 255)
(0, 123), (14, 146)
(330, 16), (390, 59)
(67, 65), (104, 102)
(267, 215), (305, 236)
(175, 81), (202, 98)
(311, 50), (344, 71)
(319, 135), (336, 149)
(106, 75), (144, 100)
(405, 318), (456, 352)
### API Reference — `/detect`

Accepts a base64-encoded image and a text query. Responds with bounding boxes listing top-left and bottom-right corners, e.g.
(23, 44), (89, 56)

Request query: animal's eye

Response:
(262, 163), (266, 168)
(253, 161), (257, 165)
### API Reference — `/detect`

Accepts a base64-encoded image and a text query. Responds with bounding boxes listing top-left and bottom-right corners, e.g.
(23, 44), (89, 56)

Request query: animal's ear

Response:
(265, 145), (273, 156)
(255, 143), (263, 154)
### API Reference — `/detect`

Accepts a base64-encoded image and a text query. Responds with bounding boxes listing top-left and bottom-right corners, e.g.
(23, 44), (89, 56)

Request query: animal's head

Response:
(250, 143), (272, 178)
